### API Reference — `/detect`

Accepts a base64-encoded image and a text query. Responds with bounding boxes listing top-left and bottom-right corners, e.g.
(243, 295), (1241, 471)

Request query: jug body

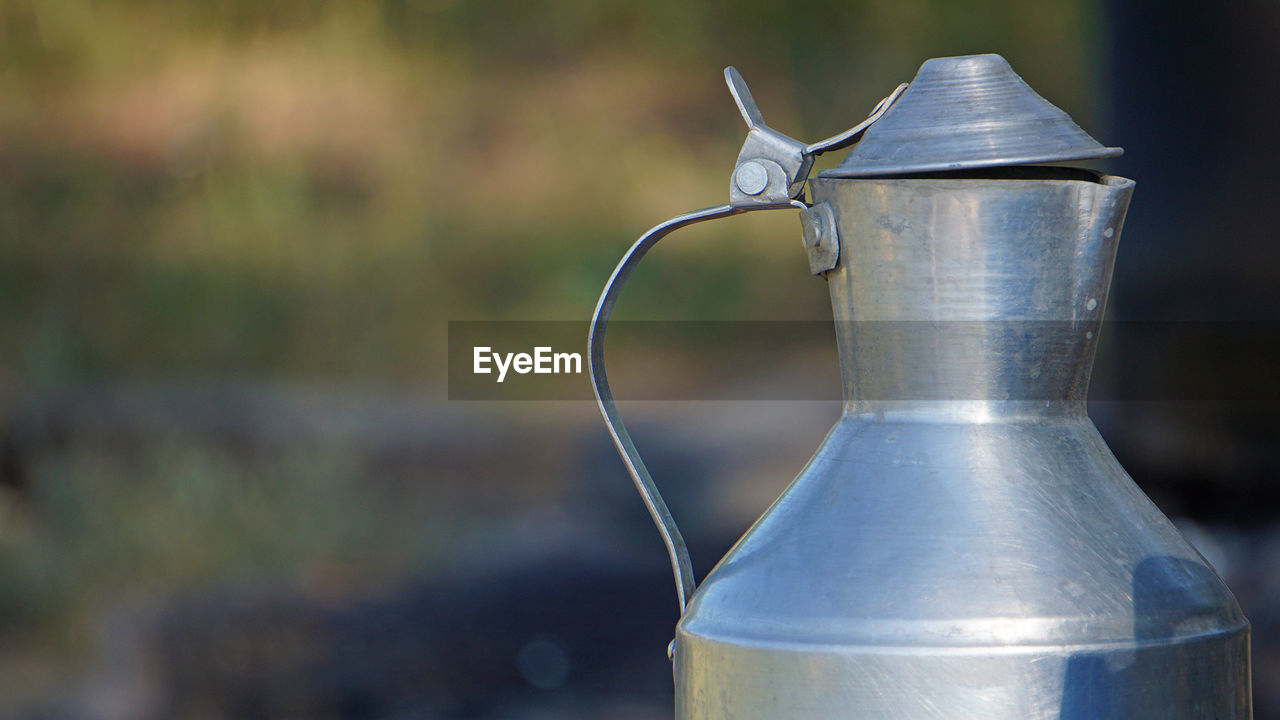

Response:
(673, 173), (1250, 719)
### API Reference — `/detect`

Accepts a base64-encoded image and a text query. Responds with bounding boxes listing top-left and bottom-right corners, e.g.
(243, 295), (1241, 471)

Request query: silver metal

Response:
(725, 66), (906, 204)
(805, 82), (908, 156)
(589, 67), (908, 615)
(725, 66), (811, 203)
(674, 173), (1251, 718)
(588, 200), (804, 613)
(733, 161), (770, 195)
(825, 54), (1122, 177)
(799, 202), (839, 274)
(593, 53), (1251, 719)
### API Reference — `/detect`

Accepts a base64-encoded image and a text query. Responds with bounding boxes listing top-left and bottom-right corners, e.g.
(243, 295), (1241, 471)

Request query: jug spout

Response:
(810, 169), (1135, 421)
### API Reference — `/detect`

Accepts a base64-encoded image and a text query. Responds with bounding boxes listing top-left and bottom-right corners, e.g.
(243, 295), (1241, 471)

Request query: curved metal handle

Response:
(589, 201), (802, 613)
(589, 68), (907, 615)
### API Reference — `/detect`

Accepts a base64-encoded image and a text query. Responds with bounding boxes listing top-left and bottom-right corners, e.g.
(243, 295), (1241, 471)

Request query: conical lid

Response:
(823, 54), (1120, 177)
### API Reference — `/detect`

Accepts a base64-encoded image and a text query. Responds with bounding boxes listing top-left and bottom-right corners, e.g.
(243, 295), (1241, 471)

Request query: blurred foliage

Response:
(0, 439), (450, 706)
(0, 0), (1102, 390)
(0, 443), (442, 633)
(0, 2), (1102, 709)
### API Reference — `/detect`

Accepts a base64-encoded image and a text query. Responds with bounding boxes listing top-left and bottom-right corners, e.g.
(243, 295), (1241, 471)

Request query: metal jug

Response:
(589, 54), (1251, 719)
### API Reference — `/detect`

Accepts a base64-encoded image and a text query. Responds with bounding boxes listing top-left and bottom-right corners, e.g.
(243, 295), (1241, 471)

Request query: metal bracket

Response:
(800, 202), (840, 275)
(724, 67), (907, 212)
(725, 69), (812, 204)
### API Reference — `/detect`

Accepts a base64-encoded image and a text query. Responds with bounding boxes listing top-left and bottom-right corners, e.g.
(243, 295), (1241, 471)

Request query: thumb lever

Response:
(723, 67), (908, 207)
(725, 66), (767, 129)
(725, 67), (812, 205)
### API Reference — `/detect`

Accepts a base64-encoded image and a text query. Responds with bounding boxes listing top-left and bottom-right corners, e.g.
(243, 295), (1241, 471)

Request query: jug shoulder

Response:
(681, 416), (1245, 650)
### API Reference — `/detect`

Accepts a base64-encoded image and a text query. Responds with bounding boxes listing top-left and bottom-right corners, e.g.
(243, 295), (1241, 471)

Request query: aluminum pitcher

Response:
(589, 54), (1251, 719)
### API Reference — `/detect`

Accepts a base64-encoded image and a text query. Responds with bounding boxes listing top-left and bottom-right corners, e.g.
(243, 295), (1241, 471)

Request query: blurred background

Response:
(0, 0), (1277, 718)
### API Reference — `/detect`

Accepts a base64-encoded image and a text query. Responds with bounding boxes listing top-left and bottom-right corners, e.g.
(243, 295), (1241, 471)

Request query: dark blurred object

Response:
(68, 554), (676, 720)
(2, 385), (800, 719)
(1104, 0), (1280, 715)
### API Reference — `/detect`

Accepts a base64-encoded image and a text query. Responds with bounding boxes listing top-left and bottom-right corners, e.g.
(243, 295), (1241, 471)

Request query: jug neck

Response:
(809, 172), (1134, 423)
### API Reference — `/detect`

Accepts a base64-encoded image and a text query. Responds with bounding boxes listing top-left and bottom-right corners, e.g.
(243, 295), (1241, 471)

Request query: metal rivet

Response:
(798, 202), (840, 275)
(734, 161), (769, 195)
(807, 215), (823, 247)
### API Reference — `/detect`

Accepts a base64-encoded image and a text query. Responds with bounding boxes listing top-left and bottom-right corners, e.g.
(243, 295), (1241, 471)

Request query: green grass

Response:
(0, 441), (449, 633)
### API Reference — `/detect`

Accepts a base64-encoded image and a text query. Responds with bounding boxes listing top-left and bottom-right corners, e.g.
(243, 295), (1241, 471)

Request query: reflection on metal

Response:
(827, 53), (1122, 177)
(590, 54), (1252, 718)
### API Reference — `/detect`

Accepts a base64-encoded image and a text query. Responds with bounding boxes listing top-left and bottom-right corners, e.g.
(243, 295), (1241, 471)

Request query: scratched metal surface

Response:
(674, 175), (1250, 719)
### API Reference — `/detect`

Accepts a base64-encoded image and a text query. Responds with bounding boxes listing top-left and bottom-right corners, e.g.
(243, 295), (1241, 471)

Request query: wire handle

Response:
(588, 68), (906, 615)
(588, 201), (802, 613)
